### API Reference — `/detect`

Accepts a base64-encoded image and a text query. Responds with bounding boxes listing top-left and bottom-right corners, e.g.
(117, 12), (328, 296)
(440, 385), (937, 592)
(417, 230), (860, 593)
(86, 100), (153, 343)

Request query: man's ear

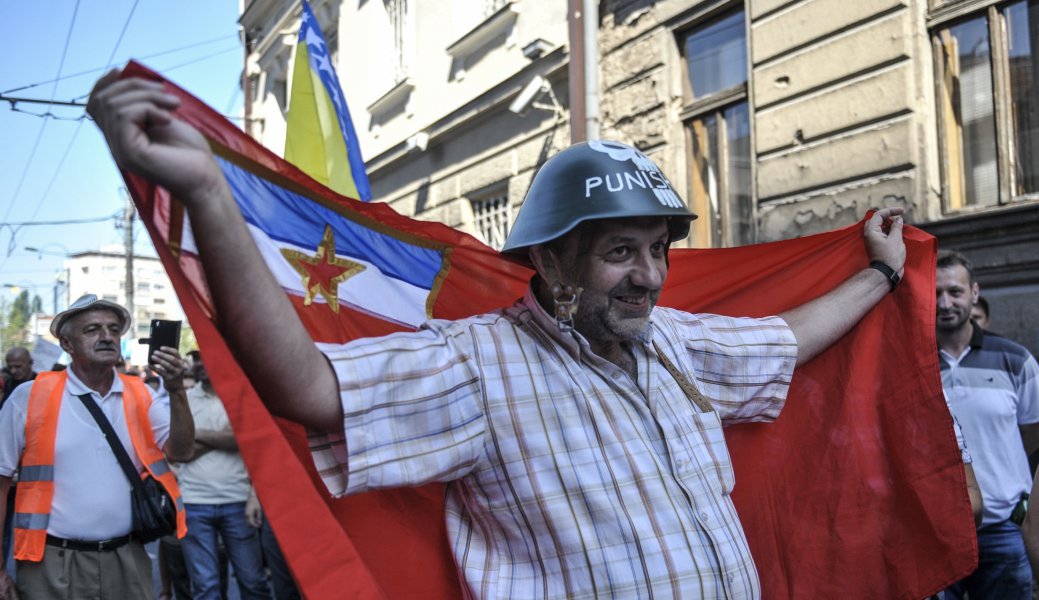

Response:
(971, 282), (980, 305)
(58, 337), (71, 354)
(529, 245), (557, 283)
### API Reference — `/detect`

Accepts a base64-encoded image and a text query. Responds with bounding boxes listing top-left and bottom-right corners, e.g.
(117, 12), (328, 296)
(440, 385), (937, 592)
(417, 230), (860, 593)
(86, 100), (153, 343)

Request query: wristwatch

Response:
(869, 261), (900, 292)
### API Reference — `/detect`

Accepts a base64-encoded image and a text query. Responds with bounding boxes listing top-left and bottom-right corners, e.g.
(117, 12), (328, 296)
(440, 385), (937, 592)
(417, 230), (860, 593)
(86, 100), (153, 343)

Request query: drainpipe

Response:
(567, 0), (586, 143)
(582, 0), (600, 140)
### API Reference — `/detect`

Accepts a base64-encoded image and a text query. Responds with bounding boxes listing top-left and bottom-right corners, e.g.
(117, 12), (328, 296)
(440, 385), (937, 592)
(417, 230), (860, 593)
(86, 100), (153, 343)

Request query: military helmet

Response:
(500, 140), (697, 258)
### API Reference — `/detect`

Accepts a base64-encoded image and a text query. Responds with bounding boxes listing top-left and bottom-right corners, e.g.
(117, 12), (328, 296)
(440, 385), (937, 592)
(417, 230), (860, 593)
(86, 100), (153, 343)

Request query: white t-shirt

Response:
(0, 368), (171, 540)
(176, 384), (251, 504)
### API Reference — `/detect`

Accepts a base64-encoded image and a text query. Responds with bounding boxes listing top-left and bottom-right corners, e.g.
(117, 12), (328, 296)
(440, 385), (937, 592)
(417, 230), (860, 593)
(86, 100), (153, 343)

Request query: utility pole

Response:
(124, 193), (135, 336)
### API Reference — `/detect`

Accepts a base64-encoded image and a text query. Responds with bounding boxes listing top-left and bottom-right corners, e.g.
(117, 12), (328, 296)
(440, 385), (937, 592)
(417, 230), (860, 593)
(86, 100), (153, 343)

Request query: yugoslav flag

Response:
(284, 0), (372, 201)
(180, 158), (444, 334)
(119, 61), (976, 599)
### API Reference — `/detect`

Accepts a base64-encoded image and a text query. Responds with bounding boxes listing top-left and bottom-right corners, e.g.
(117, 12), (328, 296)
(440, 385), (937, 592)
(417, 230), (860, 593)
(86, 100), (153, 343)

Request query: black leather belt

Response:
(45, 534), (133, 552)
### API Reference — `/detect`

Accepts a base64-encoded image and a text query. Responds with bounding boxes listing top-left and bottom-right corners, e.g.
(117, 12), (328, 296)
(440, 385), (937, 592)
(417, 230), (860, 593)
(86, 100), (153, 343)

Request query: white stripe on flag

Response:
(249, 224), (430, 328)
(176, 216), (430, 327)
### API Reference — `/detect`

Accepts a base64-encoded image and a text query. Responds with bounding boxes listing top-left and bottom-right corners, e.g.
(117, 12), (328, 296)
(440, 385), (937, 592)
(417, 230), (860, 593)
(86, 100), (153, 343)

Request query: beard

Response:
(572, 283), (659, 344)
(936, 305), (972, 332)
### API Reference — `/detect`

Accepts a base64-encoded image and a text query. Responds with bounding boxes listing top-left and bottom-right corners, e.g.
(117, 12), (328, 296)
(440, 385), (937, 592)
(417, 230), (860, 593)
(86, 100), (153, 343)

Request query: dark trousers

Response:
(260, 517), (300, 600)
(2, 485), (14, 566)
(946, 519), (1032, 600)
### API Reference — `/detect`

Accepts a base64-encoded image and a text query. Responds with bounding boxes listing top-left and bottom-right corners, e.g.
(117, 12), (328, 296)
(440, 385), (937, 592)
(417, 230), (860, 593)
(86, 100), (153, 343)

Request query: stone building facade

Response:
(241, 0), (1038, 354)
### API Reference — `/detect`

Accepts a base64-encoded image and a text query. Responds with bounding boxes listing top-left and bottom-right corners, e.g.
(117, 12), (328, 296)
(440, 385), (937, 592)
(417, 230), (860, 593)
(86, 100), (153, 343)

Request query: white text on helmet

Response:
(585, 170), (672, 197)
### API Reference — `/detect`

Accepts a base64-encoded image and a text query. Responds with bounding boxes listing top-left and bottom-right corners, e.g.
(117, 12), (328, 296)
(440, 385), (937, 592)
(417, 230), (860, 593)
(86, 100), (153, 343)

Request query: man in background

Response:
(177, 352), (267, 599)
(0, 347), (36, 570)
(2, 348), (35, 406)
(971, 296), (991, 331)
(938, 251), (1039, 599)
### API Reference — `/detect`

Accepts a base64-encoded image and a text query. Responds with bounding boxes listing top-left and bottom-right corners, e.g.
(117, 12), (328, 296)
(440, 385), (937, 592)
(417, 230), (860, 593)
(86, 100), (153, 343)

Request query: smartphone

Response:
(142, 319), (182, 364)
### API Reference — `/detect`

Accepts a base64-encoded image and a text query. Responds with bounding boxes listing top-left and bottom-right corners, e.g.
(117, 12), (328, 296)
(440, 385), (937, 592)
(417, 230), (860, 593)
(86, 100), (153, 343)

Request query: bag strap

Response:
(76, 393), (145, 494)
(652, 341), (715, 414)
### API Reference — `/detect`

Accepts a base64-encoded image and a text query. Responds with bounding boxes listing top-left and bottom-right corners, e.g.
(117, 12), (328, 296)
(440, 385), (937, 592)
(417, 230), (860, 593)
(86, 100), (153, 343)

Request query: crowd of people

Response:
(0, 299), (300, 600)
(0, 67), (1034, 599)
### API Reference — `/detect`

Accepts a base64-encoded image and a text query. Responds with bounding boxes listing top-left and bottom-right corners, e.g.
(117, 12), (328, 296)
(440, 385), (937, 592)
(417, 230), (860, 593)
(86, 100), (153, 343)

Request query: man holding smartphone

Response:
(0, 294), (195, 599)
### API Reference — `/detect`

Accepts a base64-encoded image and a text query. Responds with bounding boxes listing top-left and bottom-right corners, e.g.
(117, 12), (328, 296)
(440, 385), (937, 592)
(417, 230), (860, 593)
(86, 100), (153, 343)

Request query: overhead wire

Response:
(0, 0), (82, 244)
(1, 92), (247, 124)
(71, 43), (242, 101)
(20, 0), (142, 228)
(1, 213), (120, 227)
(1, 0), (140, 266)
(1, 2), (244, 270)
(0, 33), (237, 95)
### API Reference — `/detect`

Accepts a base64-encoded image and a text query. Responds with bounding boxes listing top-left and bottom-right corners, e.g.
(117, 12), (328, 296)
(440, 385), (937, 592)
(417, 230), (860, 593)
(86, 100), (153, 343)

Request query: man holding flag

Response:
(85, 68), (916, 597)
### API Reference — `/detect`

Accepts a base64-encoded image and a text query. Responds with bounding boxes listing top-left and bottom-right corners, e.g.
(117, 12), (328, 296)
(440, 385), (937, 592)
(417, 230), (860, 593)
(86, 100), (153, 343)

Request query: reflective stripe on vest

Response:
(120, 374), (187, 539)
(13, 372), (63, 561)
(14, 371), (187, 562)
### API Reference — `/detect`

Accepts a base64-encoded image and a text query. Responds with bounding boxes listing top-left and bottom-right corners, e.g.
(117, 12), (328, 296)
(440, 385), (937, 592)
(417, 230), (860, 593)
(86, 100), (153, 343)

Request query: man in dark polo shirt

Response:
(938, 250), (1039, 600)
(2, 348), (35, 406)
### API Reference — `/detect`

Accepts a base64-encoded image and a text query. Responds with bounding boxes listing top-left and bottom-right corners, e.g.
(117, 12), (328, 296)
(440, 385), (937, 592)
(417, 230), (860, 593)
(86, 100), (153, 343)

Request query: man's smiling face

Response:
(936, 264), (978, 334)
(559, 217), (669, 347)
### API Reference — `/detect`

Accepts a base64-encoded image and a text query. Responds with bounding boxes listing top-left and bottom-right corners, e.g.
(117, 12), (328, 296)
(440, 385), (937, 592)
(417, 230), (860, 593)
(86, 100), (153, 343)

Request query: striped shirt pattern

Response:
(941, 326), (1039, 525)
(311, 288), (797, 599)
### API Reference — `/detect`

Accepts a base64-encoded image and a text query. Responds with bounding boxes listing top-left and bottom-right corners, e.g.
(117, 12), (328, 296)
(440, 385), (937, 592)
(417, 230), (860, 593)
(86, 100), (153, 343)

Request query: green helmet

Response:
(501, 140), (697, 258)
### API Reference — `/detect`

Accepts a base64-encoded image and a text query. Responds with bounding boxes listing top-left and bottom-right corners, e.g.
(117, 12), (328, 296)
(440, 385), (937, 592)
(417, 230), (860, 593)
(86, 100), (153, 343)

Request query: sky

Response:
(0, 1), (244, 312)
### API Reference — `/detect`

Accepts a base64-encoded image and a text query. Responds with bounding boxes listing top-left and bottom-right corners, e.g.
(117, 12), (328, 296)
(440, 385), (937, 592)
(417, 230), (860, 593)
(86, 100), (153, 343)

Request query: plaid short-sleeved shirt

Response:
(311, 288), (797, 599)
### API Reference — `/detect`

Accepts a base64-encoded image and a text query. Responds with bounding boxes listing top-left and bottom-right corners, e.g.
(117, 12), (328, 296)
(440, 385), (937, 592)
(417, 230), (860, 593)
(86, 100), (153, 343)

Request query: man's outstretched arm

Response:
(87, 71), (342, 433)
(780, 207), (906, 366)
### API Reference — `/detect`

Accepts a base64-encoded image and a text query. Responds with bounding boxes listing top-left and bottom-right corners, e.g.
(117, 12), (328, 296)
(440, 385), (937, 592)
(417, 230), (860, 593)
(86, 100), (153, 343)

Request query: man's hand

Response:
(151, 347), (188, 392)
(863, 207), (906, 276)
(781, 207), (909, 365)
(245, 491), (263, 529)
(86, 70), (225, 204)
(153, 346), (195, 463)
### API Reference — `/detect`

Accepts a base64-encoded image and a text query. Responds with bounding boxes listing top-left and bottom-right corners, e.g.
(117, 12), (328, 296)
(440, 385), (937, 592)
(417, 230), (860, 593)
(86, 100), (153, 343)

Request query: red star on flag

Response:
(281, 225), (365, 312)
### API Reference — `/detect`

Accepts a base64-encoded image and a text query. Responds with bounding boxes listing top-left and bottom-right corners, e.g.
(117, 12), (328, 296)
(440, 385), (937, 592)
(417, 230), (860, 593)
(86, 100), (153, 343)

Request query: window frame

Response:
(930, 0), (1039, 212)
(468, 183), (512, 251)
(673, 1), (755, 248)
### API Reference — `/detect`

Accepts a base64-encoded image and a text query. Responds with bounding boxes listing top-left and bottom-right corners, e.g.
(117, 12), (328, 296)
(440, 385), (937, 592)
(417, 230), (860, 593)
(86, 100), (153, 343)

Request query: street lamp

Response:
(24, 243), (71, 259)
(23, 245), (72, 313)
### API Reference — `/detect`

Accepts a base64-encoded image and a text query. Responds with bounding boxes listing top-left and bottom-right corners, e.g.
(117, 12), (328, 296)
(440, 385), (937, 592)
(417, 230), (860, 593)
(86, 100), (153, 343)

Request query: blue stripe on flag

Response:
(217, 157), (442, 290)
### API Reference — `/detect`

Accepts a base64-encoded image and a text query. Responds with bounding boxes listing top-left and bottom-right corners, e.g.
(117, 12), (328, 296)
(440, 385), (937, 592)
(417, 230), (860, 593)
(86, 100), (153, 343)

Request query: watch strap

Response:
(869, 261), (900, 292)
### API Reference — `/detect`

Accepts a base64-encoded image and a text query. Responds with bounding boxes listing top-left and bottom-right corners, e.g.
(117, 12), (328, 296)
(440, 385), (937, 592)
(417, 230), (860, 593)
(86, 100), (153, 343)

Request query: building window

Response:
(678, 7), (753, 248)
(385, 0), (411, 84)
(933, 0), (1038, 210)
(471, 188), (511, 250)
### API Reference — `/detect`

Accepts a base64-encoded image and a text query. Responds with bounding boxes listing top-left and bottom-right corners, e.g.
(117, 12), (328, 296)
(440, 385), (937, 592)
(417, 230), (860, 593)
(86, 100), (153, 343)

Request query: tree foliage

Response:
(2, 290), (45, 350)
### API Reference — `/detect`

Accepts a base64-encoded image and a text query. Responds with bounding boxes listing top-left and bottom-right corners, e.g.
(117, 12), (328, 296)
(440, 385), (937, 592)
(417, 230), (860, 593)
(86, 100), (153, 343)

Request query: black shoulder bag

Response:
(77, 393), (177, 543)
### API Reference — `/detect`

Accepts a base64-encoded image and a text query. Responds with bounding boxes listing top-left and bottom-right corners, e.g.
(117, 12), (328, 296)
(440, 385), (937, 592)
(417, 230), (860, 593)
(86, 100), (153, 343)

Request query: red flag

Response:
(119, 61), (975, 599)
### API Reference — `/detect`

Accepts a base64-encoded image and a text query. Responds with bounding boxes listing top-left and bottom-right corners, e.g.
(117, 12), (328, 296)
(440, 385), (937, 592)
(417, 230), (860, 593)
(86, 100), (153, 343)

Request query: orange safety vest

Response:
(13, 370), (187, 561)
